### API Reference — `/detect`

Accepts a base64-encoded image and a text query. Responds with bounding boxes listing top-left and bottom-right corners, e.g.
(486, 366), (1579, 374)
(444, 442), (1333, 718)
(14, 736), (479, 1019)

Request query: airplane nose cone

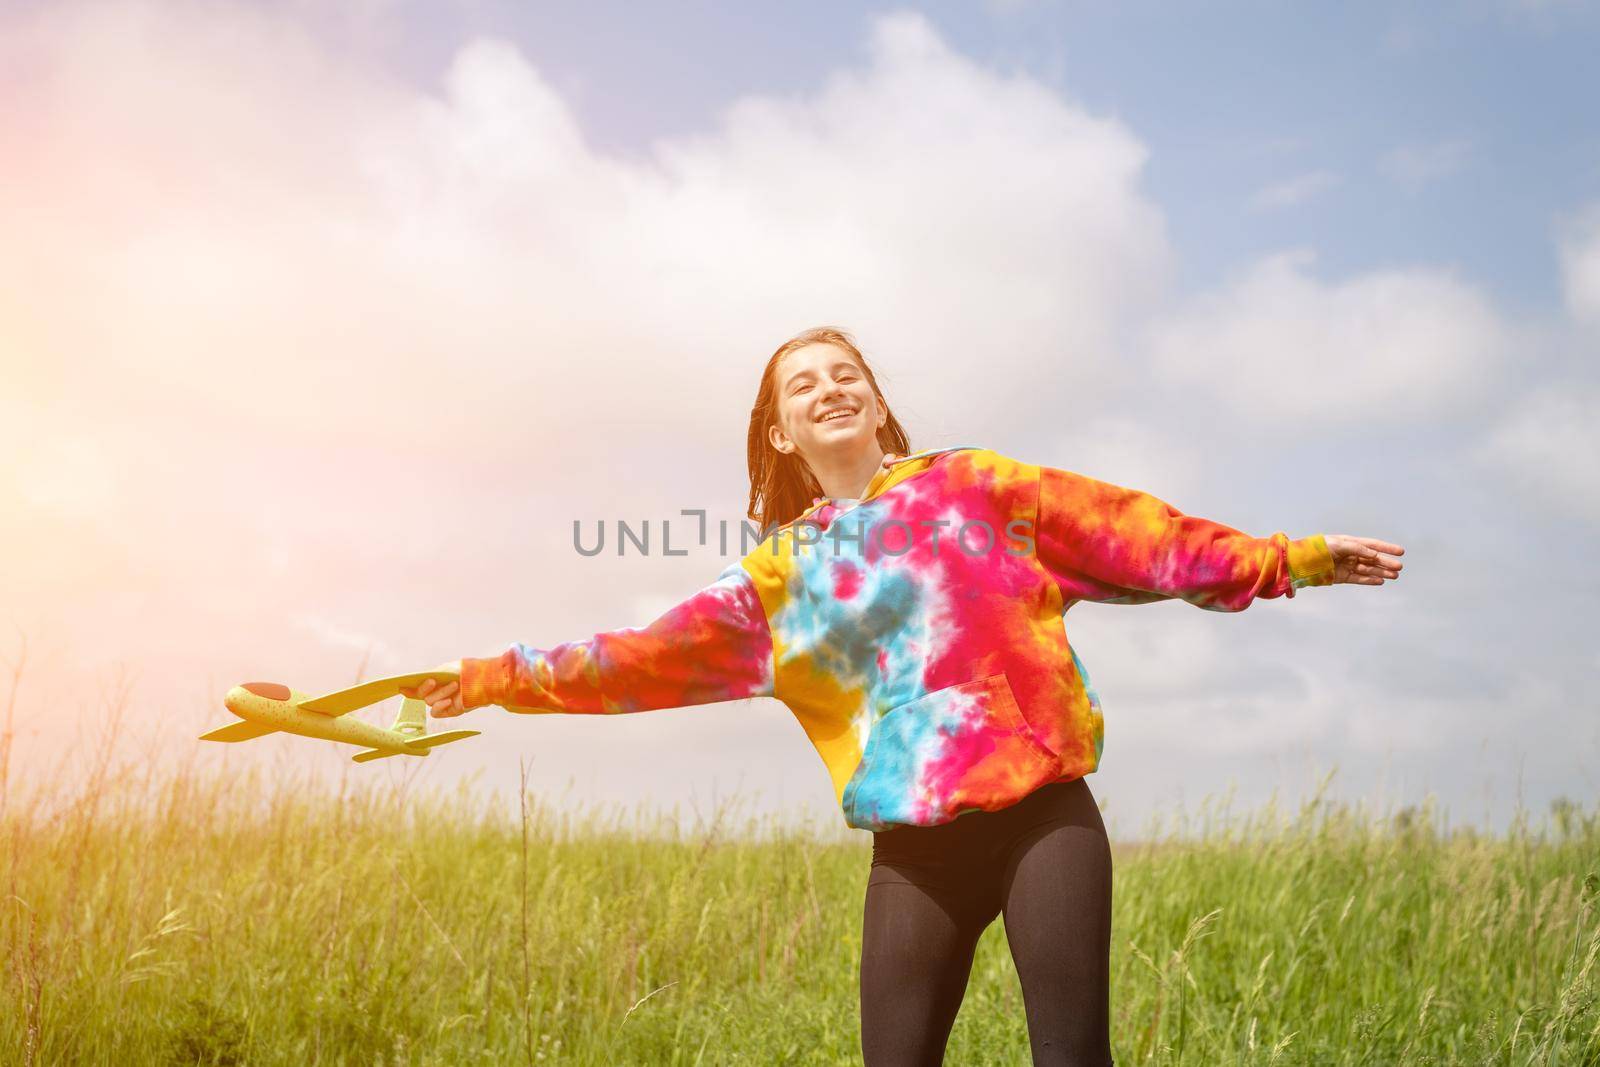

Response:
(225, 681), (291, 716)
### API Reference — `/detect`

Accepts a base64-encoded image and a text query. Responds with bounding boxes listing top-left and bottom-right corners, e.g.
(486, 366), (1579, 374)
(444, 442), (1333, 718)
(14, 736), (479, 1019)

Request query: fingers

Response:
(1346, 536), (1405, 566)
(1349, 560), (1402, 582)
(1329, 545), (1401, 586)
(1358, 538), (1405, 556)
(1360, 546), (1405, 572)
(1349, 564), (1399, 583)
(401, 664), (467, 715)
(399, 677), (465, 716)
(1353, 549), (1403, 579)
(1330, 534), (1405, 554)
(1328, 534), (1406, 583)
(425, 681), (462, 716)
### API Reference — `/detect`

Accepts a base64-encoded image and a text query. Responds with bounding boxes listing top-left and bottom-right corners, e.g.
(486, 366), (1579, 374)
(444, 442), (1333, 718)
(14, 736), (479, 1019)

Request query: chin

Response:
(808, 425), (874, 452)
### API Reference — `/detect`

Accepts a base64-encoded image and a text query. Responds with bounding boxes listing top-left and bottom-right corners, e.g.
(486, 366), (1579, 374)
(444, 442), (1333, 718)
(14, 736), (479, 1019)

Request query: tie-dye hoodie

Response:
(459, 446), (1336, 831)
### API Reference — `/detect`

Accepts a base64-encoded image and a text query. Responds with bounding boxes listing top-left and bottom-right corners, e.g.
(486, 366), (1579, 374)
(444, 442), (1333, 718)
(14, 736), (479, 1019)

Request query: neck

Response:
(809, 442), (887, 501)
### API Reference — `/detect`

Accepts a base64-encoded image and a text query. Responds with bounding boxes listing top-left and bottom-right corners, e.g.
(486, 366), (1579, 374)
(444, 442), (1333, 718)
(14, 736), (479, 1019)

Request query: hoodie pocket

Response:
(841, 672), (1060, 829)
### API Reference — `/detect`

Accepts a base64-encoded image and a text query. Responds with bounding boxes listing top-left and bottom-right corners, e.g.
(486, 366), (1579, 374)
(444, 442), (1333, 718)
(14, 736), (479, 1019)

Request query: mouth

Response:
(814, 405), (859, 425)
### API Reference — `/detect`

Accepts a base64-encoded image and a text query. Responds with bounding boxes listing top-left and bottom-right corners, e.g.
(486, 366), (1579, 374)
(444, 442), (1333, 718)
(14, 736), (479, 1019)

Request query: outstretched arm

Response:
(410, 562), (775, 717)
(1033, 464), (1349, 611)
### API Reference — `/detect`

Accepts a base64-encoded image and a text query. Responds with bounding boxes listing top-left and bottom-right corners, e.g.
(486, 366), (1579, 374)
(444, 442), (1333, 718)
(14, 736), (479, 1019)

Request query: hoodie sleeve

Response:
(1033, 464), (1336, 611)
(458, 562), (775, 714)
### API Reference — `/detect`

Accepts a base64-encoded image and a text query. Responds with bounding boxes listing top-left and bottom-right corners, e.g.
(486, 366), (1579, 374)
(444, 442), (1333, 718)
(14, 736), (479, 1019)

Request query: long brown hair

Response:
(745, 326), (912, 535)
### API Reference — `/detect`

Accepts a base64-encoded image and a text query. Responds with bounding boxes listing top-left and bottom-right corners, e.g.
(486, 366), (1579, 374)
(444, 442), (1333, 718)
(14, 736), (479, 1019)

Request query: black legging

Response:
(859, 776), (1114, 1066)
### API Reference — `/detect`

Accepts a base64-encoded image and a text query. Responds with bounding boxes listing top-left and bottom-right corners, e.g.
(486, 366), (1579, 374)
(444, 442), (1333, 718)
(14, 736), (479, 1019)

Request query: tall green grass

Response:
(3, 704), (1597, 1064)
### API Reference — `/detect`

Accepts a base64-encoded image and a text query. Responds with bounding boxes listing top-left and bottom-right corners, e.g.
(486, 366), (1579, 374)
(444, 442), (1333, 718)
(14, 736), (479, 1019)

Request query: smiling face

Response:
(767, 342), (889, 466)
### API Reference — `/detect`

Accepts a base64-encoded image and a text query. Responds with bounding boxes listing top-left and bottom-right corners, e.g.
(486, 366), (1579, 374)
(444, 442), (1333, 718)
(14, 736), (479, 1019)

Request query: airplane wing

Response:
(350, 730), (480, 763)
(297, 670), (463, 717)
(199, 720), (279, 743)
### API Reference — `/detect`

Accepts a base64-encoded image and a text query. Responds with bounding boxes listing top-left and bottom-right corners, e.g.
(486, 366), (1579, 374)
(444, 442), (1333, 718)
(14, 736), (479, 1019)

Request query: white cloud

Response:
(1141, 248), (1507, 425)
(1046, 416), (1204, 502)
(1557, 201), (1600, 327)
(1068, 608), (1328, 753)
(1249, 169), (1342, 210)
(1379, 137), (1474, 192)
(1475, 383), (1600, 525)
(1474, 203), (1600, 525)
(1, 4), (1173, 468)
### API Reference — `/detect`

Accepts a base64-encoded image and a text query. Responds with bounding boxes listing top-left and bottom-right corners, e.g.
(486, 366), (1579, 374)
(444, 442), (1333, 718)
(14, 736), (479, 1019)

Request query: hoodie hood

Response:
(800, 444), (984, 522)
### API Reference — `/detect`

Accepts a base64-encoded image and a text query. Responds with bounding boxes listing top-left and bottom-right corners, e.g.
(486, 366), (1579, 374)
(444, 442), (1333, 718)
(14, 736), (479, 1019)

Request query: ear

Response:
(767, 420), (794, 454)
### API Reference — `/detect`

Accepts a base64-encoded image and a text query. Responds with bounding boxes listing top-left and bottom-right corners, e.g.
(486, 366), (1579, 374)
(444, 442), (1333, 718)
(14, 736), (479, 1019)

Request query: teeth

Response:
(817, 408), (857, 423)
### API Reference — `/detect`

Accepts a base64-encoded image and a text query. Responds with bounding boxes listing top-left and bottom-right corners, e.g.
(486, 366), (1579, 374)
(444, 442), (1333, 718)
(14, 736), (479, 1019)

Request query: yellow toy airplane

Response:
(199, 671), (478, 763)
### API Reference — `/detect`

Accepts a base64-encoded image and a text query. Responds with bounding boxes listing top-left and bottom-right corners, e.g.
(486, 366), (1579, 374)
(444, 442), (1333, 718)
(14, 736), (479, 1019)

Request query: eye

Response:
(793, 384), (812, 395)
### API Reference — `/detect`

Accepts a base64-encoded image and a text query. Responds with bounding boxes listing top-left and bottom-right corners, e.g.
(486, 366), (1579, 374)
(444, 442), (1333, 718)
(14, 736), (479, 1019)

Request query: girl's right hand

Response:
(399, 661), (468, 717)
(1324, 535), (1405, 586)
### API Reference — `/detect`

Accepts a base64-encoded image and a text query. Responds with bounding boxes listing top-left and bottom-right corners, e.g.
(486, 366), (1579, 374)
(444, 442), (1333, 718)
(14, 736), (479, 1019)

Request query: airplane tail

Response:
(350, 700), (479, 763)
(392, 697), (428, 737)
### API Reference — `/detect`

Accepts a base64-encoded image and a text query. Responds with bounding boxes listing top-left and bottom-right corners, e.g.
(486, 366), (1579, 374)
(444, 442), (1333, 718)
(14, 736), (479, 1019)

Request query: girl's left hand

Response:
(1324, 535), (1405, 586)
(399, 660), (466, 717)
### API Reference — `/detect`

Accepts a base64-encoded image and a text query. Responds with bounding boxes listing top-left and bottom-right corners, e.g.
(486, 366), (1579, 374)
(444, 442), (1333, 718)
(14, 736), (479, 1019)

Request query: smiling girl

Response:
(404, 325), (1404, 1065)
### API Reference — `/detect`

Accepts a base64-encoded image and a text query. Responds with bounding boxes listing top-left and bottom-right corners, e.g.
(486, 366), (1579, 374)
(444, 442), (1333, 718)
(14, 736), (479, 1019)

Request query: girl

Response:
(404, 326), (1404, 1066)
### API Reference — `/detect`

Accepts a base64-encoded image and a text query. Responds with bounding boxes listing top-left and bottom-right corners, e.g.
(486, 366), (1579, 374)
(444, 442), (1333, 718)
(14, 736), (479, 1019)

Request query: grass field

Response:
(4, 738), (1597, 1065)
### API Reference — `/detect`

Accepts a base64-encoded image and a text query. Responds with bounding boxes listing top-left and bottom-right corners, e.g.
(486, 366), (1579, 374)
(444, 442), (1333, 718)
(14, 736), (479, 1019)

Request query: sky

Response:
(2, 0), (1597, 840)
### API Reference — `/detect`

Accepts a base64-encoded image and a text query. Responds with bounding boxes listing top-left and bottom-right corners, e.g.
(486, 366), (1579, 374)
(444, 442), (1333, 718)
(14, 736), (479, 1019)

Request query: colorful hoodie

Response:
(459, 446), (1336, 831)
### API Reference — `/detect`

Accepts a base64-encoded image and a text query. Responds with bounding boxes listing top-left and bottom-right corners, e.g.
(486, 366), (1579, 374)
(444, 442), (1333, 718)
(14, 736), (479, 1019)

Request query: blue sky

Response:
(3, 0), (1596, 837)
